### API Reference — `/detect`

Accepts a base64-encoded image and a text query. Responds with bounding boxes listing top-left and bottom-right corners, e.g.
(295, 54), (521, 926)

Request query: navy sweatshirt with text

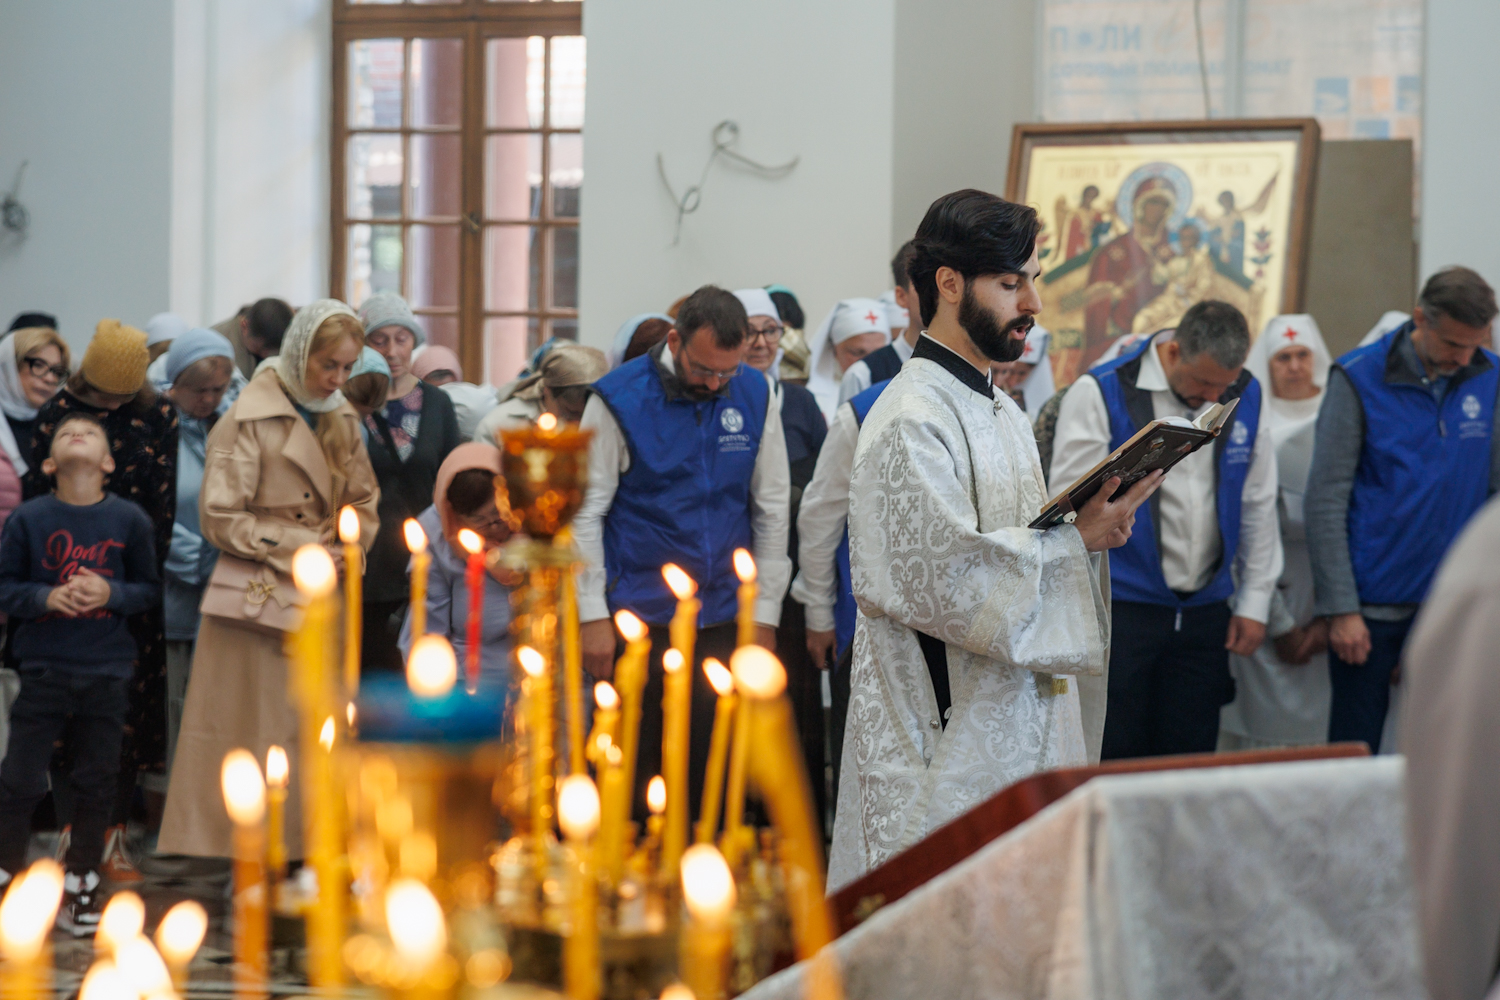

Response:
(0, 493), (160, 676)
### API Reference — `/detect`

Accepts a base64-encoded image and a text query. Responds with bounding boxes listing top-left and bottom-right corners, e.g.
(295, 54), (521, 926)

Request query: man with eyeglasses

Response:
(576, 285), (791, 821)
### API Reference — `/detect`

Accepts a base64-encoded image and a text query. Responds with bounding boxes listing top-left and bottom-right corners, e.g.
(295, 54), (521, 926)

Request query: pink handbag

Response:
(199, 553), (307, 634)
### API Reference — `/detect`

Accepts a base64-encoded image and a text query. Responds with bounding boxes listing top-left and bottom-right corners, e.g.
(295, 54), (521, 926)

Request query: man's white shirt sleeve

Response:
(574, 395), (626, 623)
(790, 403), (860, 632)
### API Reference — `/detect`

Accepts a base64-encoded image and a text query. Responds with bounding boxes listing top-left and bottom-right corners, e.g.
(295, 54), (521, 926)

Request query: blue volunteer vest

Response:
(1342, 324), (1498, 604)
(1091, 335), (1262, 608)
(832, 379), (893, 656)
(593, 352), (769, 627)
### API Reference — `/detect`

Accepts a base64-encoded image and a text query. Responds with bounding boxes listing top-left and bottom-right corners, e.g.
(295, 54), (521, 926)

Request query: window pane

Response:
(414, 314), (460, 354)
(550, 226), (578, 308)
(548, 133), (581, 218)
(408, 225), (460, 309)
(486, 37), (544, 129)
(484, 316), (536, 388)
(484, 225), (539, 312)
(348, 134), (403, 219)
(485, 134), (541, 220)
(349, 39), (404, 128)
(410, 38), (463, 128)
(548, 317), (578, 342)
(347, 223), (403, 308)
(549, 36), (586, 129)
(410, 133), (461, 218)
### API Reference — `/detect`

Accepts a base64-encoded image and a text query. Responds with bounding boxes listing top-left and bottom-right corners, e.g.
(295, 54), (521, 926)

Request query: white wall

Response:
(1419, 0), (1500, 289)
(0, 0), (174, 353)
(579, 0), (895, 349)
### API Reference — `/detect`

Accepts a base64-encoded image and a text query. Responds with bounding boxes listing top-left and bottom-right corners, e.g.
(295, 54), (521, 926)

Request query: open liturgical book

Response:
(1029, 397), (1240, 530)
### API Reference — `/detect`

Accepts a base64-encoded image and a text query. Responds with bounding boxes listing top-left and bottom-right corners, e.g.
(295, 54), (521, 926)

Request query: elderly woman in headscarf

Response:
(471, 343), (609, 442)
(412, 345), (499, 440)
(1218, 314), (1334, 750)
(0, 325), (70, 531)
(397, 444), (514, 688)
(23, 319), (177, 880)
(804, 298), (891, 421)
(159, 300), (378, 859)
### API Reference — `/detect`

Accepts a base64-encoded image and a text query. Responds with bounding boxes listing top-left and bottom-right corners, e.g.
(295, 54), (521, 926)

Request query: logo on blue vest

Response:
(1230, 420), (1249, 446)
(1464, 394), (1482, 420)
(720, 407), (745, 433)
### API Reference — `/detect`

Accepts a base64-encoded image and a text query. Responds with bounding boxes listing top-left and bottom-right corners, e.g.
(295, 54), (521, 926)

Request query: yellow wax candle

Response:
(385, 879), (447, 992)
(696, 659), (737, 845)
(659, 648), (690, 881)
(0, 859), (63, 1000)
(289, 546), (345, 989)
(155, 901), (208, 994)
(222, 749), (268, 1000)
(603, 611), (650, 884)
(585, 681), (620, 766)
(732, 548), (757, 649)
(519, 646), (554, 877)
(96, 891), (144, 957)
(593, 742), (627, 887)
(678, 844), (736, 1000)
(338, 506), (362, 697)
(721, 691), (752, 867)
(403, 519), (430, 644)
(730, 646), (838, 959)
(264, 746), (289, 882)
(557, 774), (601, 1000)
(562, 563), (586, 775)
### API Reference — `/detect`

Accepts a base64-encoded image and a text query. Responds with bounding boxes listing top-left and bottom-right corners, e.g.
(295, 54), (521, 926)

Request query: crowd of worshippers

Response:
(0, 224), (1496, 934)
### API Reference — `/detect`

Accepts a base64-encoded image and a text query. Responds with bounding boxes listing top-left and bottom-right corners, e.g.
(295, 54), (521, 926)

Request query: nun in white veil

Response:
(1219, 313), (1335, 749)
(1015, 324), (1055, 420)
(805, 297), (890, 421)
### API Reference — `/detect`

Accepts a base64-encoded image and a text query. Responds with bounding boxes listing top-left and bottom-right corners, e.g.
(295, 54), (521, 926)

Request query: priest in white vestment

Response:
(828, 190), (1163, 891)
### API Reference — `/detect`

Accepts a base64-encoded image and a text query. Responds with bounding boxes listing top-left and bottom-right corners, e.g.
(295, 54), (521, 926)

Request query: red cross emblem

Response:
(865, 311), (880, 325)
(1281, 327), (1298, 341)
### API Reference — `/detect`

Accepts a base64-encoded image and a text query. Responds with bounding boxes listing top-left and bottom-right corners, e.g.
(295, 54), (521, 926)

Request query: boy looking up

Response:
(0, 411), (159, 934)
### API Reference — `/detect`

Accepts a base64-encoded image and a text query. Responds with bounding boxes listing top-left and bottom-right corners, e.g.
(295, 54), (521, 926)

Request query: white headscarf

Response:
(1358, 310), (1412, 348)
(275, 299), (359, 413)
(145, 312), (189, 348)
(732, 288), (778, 321)
(806, 297), (891, 418)
(1246, 313), (1333, 447)
(1016, 324), (1055, 420)
(610, 313), (673, 369)
(0, 333), (33, 474)
(879, 289), (910, 333)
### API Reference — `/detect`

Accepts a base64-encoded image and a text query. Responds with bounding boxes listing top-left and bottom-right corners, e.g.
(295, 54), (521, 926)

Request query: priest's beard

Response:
(959, 285), (1031, 364)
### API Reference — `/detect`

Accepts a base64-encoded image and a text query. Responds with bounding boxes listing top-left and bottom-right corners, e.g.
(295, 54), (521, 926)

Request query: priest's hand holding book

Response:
(1071, 470), (1165, 552)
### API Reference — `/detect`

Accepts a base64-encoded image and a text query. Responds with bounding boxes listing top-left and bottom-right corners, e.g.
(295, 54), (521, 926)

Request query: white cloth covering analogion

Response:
(1017, 324), (1056, 420)
(828, 340), (1110, 891)
(1221, 314), (1334, 747)
(276, 299), (359, 413)
(806, 297), (891, 421)
(748, 756), (1422, 1000)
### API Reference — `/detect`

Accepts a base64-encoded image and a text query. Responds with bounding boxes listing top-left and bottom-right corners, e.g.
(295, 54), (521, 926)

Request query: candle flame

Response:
(680, 843), (737, 922)
(319, 716), (335, 751)
(594, 732), (612, 754)
(96, 890), (145, 955)
(291, 544), (337, 598)
(557, 774), (601, 841)
(220, 749), (266, 826)
(155, 900), (208, 968)
(117, 935), (172, 996)
(733, 548), (757, 583)
(663, 648), (685, 674)
(647, 775), (667, 815)
(703, 658), (734, 697)
(614, 609), (647, 642)
(730, 645), (787, 700)
(386, 879), (447, 968)
(593, 680), (619, 710)
(604, 743), (623, 767)
(407, 634), (458, 698)
(338, 505), (361, 544)
(265, 745), (289, 788)
(79, 961), (129, 1000)
(347, 701), (357, 727)
(0, 859), (63, 961)
(661, 563), (697, 599)
(403, 518), (428, 554)
(457, 528), (484, 555)
(537, 412), (558, 431)
(517, 645), (546, 678)
(659, 987), (696, 1000)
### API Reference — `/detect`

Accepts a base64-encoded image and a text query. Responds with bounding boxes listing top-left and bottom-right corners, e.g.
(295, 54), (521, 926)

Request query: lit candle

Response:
(457, 528), (485, 695)
(404, 519), (431, 644)
(561, 563), (586, 776)
(593, 742), (627, 887)
(662, 564), (700, 666)
(695, 659), (737, 845)
(407, 634), (458, 699)
(586, 681), (620, 766)
(385, 878), (447, 985)
(603, 611), (650, 884)
(730, 646), (837, 959)
(678, 844), (736, 1000)
(265, 745), (289, 882)
(557, 774), (601, 1000)
(96, 890), (144, 957)
(116, 935), (173, 999)
(78, 961), (128, 1000)
(339, 505), (362, 697)
(289, 545), (345, 990)
(646, 774), (667, 844)
(221, 748), (268, 1000)
(721, 686), (752, 867)
(732, 549), (757, 649)
(659, 648), (690, 880)
(659, 987), (695, 1000)
(519, 645), (554, 881)
(0, 859), (64, 1000)
(155, 900), (208, 993)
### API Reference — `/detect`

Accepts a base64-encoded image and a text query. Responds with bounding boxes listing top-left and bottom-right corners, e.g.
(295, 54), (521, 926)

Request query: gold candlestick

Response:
(264, 746), (289, 882)
(339, 506), (362, 697)
(603, 611), (650, 884)
(557, 774), (601, 1000)
(696, 659), (737, 845)
(404, 519), (431, 644)
(732, 548), (757, 648)
(222, 749), (268, 1000)
(155, 901), (208, 994)
(678, 844), (736, 1000)
(0, 859), (63, 1000)
(519, 645), (555, 881)
(660, 647), (690, 881)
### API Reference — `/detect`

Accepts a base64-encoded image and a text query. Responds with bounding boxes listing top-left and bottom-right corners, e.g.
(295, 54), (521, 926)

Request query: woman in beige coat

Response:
(159, 300), (379, 858)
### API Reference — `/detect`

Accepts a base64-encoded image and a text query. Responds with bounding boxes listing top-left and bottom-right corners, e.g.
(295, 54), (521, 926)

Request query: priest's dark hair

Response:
(1175, 300), (1251, 370)
(1419, 266), (1498, 329)
(908, 189), (1041, 327)
(674, 285), (749, 350)
(891, 240), (918, 290)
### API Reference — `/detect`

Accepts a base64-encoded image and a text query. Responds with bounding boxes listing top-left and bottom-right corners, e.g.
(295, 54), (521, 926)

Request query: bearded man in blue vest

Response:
(1306, 266), (1500, 752)
(575, 285), (791, 819)
(1050, 300), (1283, 758)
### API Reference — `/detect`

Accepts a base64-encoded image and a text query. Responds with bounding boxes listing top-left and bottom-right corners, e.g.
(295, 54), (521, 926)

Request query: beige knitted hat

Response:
(81, 319), (150, 396)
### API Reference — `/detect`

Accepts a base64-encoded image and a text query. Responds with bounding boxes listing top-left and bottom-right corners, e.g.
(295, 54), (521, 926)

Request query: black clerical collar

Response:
(913, 334), (994, 399)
